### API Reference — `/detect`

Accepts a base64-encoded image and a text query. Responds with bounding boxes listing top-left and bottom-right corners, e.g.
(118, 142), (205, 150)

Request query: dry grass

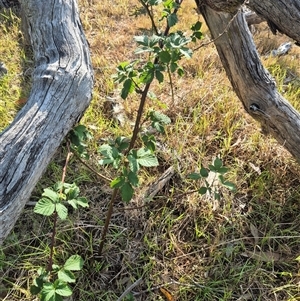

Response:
(1, 1), (300, 300)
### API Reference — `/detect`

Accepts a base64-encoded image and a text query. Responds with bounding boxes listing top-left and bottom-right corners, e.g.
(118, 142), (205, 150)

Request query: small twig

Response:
(139, 0), (159, 35)
(193, 8), (241, 52)
(74, 152), (112, 182)
(116, 277), (143, 301)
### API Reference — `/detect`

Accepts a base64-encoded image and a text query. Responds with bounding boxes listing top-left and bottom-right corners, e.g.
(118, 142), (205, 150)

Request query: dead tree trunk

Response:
(0, 0), (93, 244)
(196, 1), (300, 161)
(247, 0), (300, 43)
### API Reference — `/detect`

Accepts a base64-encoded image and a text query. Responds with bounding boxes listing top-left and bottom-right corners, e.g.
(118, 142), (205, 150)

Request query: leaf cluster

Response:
(188, 157), (236, 200)
(31, 255), (84, 301)
(34, 182), (89, 220)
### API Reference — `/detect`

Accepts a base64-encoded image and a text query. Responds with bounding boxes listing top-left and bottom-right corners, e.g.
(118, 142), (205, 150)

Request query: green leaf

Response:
(58, 269), (75, 283)
(110, 176), (125, 189)
(187, 173), (202, 180)
(217, 167), (229, 174)
(208, 164), (216, 172)
(191, 21), (202, 31)
(67, 199), (78, 209)
(56, 203), (68, 220)
(142, 134), (156, 152)
(127, 153), (140, 173)
(64, 255), (84, 271)
(42, 188), (60, 203)
(40, 282), (56, 301)
(177, 67), (184, 77)
(34, 198), (55, 216)
(199, 186), (208, 195)
(64, 184), (80, 199)
(137, 154), (159, 167)
(76, 197), (89, 208)
(150, 111), (171, 125)
(54, 280), (72, 297)
(159, 50), (171, 63)
(120, 182), (134, 202)
(167, 13), (178, 27)
(179, 47), (192, 58)
(200, 167), (209, 178)
(170, 62), (178, 73)
(128, 171), (139, 187)
(30, 284), (42, 295)
(121, 78), (135, 99)
(214, 157), (223, 169)
(155, 70), (164, 83)
(222, 181), (236, 191)
(214, 192), (221, 201)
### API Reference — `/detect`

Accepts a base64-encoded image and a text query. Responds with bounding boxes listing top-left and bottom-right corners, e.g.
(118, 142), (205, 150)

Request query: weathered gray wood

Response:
(196, 1), (300, 160)
(248, 0), (300, 44)
(0, 0), (19, 9)
(0, 0), (93, 244)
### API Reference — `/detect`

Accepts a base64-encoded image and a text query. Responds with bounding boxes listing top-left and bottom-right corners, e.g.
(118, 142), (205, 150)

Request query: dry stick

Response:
(48, 143), (73, 272)
(116, 277), (143, 301)
(74, 152), (112, 182)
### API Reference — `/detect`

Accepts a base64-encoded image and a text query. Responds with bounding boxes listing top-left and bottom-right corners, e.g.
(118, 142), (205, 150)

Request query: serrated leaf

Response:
(128, 171), (139, 187)
(187, 173), (202, 180)
(127, 153), (140, 173)
(40, 282), (56, 301)
(58, 268), (76, 283)
(137, 149), (159, 167)
(120, 182), (134, 203)
(76, 197), (89, 208)
(138, 155), (159, 167)
(98, 158), (114, 166)
(42, 188), (59, 203)
(55, 280), (72, 297)
(64, 255), (84, 271)
(34, 198), (55, 216)
(67, 199), (78, 209)
(179, 47), (192, 58)
(150, 111), (171, 124)
(167, 13), (178, 27)
(159, 50), (171, 63)
(56, 203), (68, 220)
(199, 186), (207, 195)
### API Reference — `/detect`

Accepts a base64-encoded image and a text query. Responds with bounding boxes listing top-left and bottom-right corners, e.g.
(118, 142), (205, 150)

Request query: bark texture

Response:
(0, 0), (93, 244)
(248, 0), (300, 43)
(196, 1), (300, 160)
(0, 0), (19, 9)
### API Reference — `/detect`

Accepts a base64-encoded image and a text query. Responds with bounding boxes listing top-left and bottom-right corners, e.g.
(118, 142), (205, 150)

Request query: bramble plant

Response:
(187, 157), (236, 200)
(30, 133), (89, 301)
